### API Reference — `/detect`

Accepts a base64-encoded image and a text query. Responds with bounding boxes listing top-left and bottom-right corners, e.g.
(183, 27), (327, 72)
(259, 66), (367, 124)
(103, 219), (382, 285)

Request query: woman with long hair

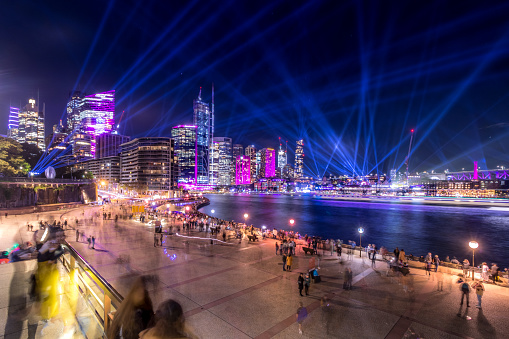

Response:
(108, 276), (154, 339)
(139, 299), (194, 338)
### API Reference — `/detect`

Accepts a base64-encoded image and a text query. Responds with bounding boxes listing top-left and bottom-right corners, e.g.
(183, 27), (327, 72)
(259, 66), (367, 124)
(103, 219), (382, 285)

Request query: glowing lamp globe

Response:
(211, 209), (215, 214)
(289, 219), (295, 225)
(243, 213), (249, 219)
(45, 166), (56, 179)
(469, 241), (478, 249)
(358, 227), (364, 234)
(185, 206), (190, 211)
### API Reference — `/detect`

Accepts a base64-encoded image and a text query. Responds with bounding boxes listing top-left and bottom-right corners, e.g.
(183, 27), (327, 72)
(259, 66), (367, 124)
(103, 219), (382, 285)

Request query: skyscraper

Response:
(171, 125), (197, 185)
(193, 86), (213, 184)
(7, 107), (19, 139)
(232, 144), (243, 184)
(277, 137), (287, 171)
(17, 98), (45, 151)
(260, 148), (276, 178)
(235, 155), (251, 185)
(212, 137), (232, 186)
(65, 90), (116, 160)
(294, 139), (304, 178)
(245, 145), (257, 183)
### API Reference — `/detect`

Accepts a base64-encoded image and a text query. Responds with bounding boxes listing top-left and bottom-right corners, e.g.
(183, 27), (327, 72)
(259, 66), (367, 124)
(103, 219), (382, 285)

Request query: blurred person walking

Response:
(298, 273), (304, 296)
(472, 280), (485, 309)
(296, 301), (308, 335)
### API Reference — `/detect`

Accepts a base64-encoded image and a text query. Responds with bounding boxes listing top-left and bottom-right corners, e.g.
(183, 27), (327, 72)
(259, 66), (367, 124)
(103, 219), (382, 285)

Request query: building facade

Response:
(193, 87), (213, 184)
(245, 145), (257, 183)
(120, 137), (177, 192)
(7, 107), (19, 139)
(17, 99), (45, 150)
(260, 148), (276, 178)
(235, 155), (251, 185)
(294, 139), (304, 178)
(96, 133), (130, 159)
(171, 125), (197, 185)
(212, 137), (232, 186)
(232, 144), (243, 184)
(83, 156), (121, 183)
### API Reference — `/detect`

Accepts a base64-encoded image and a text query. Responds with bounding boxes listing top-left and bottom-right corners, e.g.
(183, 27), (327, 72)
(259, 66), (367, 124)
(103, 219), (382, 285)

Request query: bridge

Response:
(447, 169), (509, 181)
(0, 177), (94, 185)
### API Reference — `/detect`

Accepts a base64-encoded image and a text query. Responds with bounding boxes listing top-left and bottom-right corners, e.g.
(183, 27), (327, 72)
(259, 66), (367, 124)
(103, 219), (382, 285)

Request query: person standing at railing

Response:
(108, 276), (154, 339)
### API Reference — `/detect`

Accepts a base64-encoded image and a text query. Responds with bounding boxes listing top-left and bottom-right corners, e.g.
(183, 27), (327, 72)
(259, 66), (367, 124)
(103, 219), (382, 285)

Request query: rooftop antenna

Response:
(198, 86), (202, 100)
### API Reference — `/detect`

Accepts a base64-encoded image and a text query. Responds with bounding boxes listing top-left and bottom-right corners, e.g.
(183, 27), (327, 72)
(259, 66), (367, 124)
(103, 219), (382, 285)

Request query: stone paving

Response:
(1, 205), (509, 338)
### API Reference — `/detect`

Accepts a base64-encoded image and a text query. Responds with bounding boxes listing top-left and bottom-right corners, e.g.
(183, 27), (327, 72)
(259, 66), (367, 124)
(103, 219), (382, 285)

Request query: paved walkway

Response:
(2, 205), (509, 338)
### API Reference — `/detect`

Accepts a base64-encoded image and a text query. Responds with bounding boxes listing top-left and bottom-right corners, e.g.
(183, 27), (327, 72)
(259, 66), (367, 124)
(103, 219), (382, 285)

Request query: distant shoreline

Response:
(313, 194), (509, 209)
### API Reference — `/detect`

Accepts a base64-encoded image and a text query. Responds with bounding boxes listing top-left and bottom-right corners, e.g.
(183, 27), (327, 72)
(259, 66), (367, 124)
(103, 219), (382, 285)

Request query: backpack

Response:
(461, 282), (469, 292)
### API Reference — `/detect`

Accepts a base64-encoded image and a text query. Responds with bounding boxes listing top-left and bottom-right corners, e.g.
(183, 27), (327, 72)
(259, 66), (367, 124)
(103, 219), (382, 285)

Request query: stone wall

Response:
(0, 183), (97, 208)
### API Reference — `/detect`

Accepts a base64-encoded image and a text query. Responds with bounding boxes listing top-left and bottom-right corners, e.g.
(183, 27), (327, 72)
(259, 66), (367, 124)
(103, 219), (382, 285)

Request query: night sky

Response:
(1, 1), (509, 177)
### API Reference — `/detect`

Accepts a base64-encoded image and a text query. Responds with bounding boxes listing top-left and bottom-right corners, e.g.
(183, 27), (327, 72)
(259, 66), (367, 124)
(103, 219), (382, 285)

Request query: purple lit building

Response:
(260, 148), (276, 178)
(236, 155), (251, 185)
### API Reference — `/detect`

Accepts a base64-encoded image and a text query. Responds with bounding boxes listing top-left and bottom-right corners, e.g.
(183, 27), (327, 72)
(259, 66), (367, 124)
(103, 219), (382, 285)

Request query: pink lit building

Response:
(235, 155), (251, 185)
(260, 148), (276, 178)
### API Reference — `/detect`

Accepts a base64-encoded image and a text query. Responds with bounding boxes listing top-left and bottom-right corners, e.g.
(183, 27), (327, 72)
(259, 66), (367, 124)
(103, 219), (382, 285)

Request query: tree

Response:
(21, 143), (43, 169)
(0, 137), (30, 176)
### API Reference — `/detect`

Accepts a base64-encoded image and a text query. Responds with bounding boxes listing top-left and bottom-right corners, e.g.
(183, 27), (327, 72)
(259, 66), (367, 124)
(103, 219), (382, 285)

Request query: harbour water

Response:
(201, 194), (509, 269)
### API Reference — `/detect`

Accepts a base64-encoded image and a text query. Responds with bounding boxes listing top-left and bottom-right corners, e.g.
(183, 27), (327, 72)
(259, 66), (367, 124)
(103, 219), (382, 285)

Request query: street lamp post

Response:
(358, 227), (364, 257)
(469, 241), (478, 280)
(243, 213), (248, 225)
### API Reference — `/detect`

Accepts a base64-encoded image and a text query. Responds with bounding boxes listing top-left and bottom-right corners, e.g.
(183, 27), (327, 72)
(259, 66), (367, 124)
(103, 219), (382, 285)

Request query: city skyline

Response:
(1, 1), (509, 176)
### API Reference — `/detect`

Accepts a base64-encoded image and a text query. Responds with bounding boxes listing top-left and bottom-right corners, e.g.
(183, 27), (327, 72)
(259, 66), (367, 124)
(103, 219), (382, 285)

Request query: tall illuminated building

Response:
(96, 133), (130, 159)
(7, 107), (19, 139)
(245, 145), (257, 183)
(212, 137), (232, 186)
(277, 138), (287, 171)
(193, 86), (214, 184)
(294, 139), (304, 178)
(171, 125), (197, 185)
(17, 98), (45, 151)
(231, 144), (243, 184)
(235, 155), (251, 185)
(260, 148), (276, 178)
(65, 90), (116, 160)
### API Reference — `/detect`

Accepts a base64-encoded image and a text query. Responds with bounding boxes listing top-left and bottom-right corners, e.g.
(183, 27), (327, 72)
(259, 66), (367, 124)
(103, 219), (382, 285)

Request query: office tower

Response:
(120, 137), (177, 191)
(66, 91), (84, 132)
(245, 145), (257, 183)
(65, 90), (115, 160)
(277, 138), (287, 172)
(7, 107), (19, 139)
(96, 133), (131, 159)
(231, 144), (243, 184)
(255, 150), (261, 177)
(212, 137), (232, 186)
(283, 164), (294, 179)
(171, 125), (197, 185)
(294, 139), (304, 178)
(17, 98), (45, 151)
(235, 155), (251, 185)
(193, 86), (213, 184)
(259, 148), (276, 178)
(209, 141), (219, 185)
(46, 120), (68, 154)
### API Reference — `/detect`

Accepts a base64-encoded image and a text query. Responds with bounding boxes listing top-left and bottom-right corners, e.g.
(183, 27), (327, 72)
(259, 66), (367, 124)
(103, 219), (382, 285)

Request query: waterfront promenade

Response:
(1, 205), (509, 338)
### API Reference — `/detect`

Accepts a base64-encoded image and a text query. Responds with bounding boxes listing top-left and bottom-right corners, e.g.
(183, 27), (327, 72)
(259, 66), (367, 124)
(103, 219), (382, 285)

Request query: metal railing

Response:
(59, 241), (123, 337)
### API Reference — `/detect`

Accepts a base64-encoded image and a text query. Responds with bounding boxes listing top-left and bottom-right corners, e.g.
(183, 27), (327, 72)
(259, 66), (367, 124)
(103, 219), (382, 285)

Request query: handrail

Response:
(59, 240), (123, 337)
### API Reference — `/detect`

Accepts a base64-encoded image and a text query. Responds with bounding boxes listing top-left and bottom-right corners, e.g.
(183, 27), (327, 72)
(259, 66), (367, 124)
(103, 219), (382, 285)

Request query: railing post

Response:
(104, 294), (111, 333)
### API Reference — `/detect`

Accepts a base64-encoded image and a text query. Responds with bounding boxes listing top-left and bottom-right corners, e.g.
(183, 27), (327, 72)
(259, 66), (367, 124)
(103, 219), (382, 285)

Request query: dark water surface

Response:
(201, 194), (509, 269)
